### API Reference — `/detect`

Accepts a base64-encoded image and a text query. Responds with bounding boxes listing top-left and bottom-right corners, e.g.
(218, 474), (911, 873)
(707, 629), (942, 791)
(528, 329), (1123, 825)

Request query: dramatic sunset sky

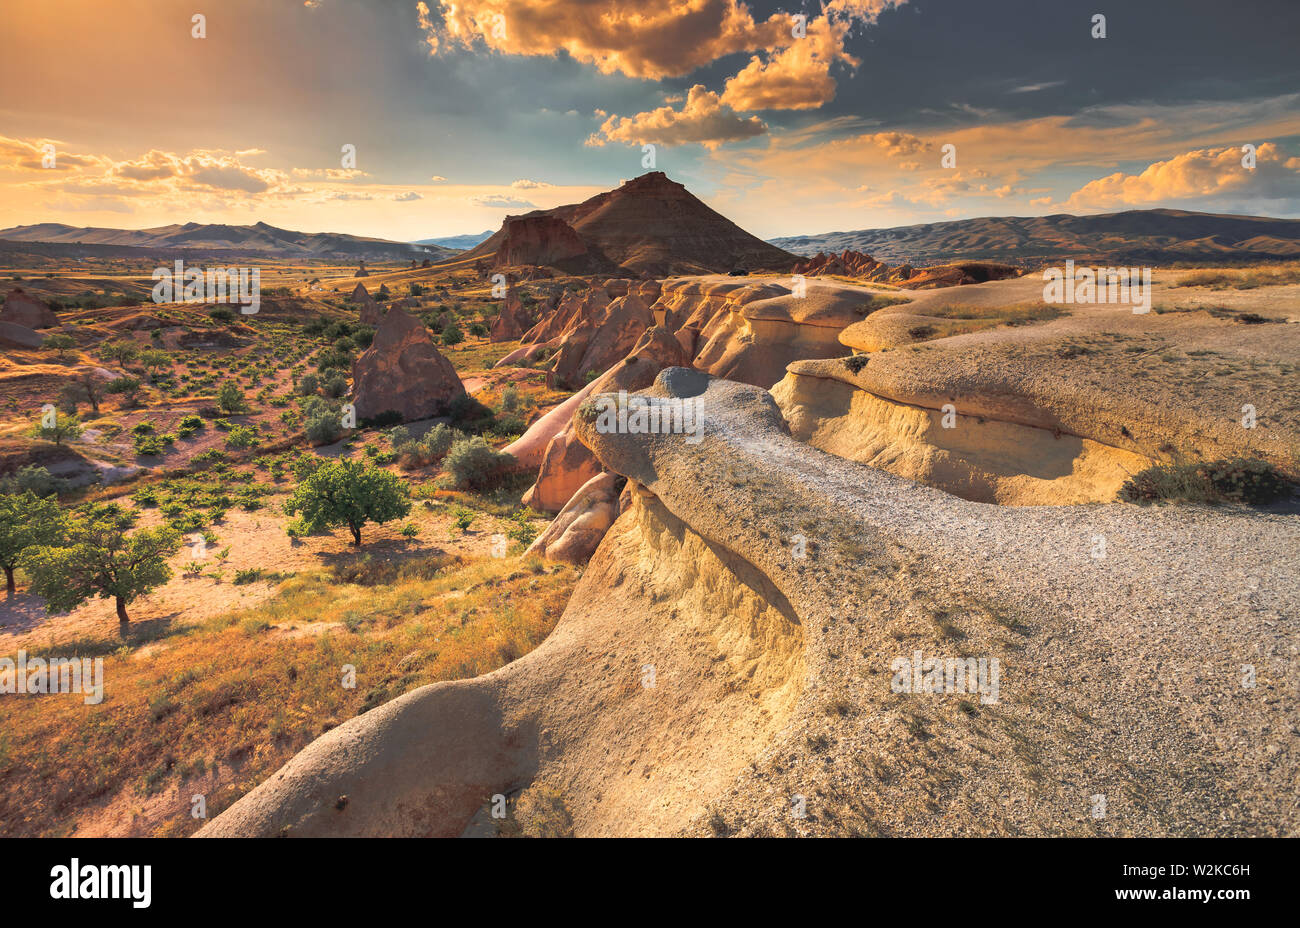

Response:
(1, 0), (1298, 241)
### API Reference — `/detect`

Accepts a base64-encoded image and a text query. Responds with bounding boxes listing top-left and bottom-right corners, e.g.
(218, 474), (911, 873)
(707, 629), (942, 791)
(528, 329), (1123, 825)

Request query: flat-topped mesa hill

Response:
(463, 172), (799, 277)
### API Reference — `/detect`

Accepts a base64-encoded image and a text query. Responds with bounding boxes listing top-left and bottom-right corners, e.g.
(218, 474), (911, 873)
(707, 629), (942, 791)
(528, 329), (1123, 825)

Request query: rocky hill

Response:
(464, 173), (799, 276)
(771, 209), (1300, 266)
(0, 221), (453, 262)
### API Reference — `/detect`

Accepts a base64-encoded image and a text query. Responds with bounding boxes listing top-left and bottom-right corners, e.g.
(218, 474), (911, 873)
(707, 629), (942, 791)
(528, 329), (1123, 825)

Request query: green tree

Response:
(216, 380), (248, 414)
(441, 322), (464, 346)
(30, 410), (82, 446)
(58, 372), (102, 416)
(0, 491), (67, 594)
(43, 334), (77, 358)
(284, 458), (411, 545)
(24, 505), (181, 636)
(100, 340), (139, 365)
(138, 348), (170, 380)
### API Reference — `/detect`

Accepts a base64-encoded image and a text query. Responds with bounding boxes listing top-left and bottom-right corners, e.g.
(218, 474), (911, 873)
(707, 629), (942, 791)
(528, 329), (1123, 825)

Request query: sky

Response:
(1, 0), (1298, 241)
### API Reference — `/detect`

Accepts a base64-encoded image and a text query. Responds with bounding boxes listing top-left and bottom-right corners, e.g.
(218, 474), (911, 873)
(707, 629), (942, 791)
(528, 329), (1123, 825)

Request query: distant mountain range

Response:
(769, 209), (1300, 266)
(0, 221), (456, 262)
(412, 230), (494, 251)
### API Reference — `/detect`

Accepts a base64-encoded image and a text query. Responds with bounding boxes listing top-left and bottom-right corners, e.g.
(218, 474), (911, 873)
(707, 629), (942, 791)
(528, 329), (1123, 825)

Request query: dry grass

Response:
(1172, 265), (1300, 290)
(902, 301), (1064, 340)
(0, 553), (579, 837)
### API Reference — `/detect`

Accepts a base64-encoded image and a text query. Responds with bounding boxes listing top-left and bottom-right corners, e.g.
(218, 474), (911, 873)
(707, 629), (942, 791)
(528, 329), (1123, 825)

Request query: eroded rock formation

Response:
(1, 288), (58, 328)
(350, 306), (465, 422)
(201, 369), (1299, 837)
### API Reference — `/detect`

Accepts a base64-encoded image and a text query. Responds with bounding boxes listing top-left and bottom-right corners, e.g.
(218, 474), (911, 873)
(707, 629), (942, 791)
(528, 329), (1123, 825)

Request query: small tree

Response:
(217, 381), (248, 414)
(58, 373), (102, 416)
(0, 491), (67, 594)
(24, 505), (181, 636)
(43, 334), (77, 358)
(100, 341), (139, 365)
(138, 348), (170, 381)
(441, 322), (464, 346)
(284, 458), (411, 545)
(30, 411), (82, 446)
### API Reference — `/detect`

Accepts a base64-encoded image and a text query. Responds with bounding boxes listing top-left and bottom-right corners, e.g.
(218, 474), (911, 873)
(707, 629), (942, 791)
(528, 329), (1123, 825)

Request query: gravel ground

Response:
(579, 368), (1298, 836)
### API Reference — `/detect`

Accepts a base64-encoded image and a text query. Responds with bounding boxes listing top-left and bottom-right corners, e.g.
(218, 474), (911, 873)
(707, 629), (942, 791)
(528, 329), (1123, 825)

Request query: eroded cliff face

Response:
(204, 371), (1299, 838)
(771, 366), (1155, 505)
(198, 474), (805, 838)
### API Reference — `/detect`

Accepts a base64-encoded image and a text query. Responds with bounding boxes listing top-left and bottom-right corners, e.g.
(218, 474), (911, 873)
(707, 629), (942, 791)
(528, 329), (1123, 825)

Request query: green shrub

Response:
(216, 381), (248, 414)
(445, 436), (515, 491)
(0, 465), (64, 497)
(225, 425), (261, 450)
(134, 433), (164, 456)
(1119, 459), (1292, 505)
(396, 423), (461, 469)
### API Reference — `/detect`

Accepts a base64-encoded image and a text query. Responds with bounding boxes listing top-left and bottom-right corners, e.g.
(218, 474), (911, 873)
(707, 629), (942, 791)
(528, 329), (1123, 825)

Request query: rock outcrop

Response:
(525, 471), (625, 563)
(201, 369), (1300, 837)
(1, 288), (58, 328)
(494, 214), (599, 272)
(489, 289), (539, 343)
(352, 283), (384, 327)
(499, 276), (891, 391)
(0, 321), (44, 348)
(792, 251), (1020, 289)
(350, 306), (465, 422)
(519, 325), (688, 513)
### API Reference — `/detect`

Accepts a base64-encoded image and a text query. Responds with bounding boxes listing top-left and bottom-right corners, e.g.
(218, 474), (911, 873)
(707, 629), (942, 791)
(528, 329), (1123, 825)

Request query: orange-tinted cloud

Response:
(720, 16), (853, 112)
(1062, 143), (1300, 209)
(586, 85), (767, 149)
(419, 0), (792, 79)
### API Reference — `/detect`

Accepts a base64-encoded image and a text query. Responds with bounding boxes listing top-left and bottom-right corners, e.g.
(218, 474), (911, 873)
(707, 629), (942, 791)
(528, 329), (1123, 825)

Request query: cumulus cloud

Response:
(1060, 143), (1300, 210)
(416, 0), (903, 121)
(415, 1), (439, 54)
(511, 178), (551, 189)
(0, 136), (102, 172)
(391, 191), (423, 201)
(587, 85), (767, 149)
(417, 0), (791, 79)
(720, 16), (854, 112)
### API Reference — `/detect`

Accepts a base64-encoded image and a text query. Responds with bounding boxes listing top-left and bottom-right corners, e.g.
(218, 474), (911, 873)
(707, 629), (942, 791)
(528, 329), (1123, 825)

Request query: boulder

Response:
(1, 288), (58, 328)
(525, 472), (624, 564)
(0, 321), (44, 348)
(350, 306), (465, 422)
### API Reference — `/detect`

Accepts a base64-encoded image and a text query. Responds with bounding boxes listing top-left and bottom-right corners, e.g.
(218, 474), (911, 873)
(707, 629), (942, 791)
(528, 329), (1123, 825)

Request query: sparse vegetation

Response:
(1119, 459), (1292, 505)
